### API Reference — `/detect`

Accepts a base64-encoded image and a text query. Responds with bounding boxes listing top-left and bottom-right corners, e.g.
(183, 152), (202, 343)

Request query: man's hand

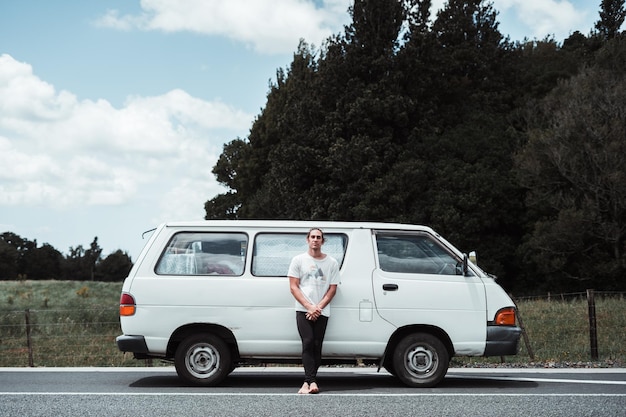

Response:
(306, 305), (322, 321)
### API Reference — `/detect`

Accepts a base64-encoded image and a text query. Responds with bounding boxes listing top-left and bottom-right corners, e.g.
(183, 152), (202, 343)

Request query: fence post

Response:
(586, 289), (599, 360)
(25, 309), (34, 367)
(509, 294), (534, 360)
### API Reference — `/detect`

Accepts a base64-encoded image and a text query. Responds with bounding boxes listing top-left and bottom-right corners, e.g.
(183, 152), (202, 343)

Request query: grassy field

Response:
(452, 294), (626, 368)
(0, 280), (139, 367)
(1, 280), (624, 367)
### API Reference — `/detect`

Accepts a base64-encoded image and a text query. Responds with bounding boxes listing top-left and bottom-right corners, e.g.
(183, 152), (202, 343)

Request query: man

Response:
(288, 227), (340, 394)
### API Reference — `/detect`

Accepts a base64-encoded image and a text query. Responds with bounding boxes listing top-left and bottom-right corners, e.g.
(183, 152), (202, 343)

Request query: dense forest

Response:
(0, 232), (132, 282)
(205, 0), (626, 295)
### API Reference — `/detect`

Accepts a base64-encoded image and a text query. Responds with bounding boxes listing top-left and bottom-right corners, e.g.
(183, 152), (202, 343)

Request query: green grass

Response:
(453, 295), (626, 367)
(1, 280), (624, 367)
(516, 296), (625, 364)
(0, 280), (140, 367)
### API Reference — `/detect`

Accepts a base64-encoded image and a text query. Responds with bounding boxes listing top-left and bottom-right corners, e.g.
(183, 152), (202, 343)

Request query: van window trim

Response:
(251, 231), (349, 277)
(154, 230), (249, 276)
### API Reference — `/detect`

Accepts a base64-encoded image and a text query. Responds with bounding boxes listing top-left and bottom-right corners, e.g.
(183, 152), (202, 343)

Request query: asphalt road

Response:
(1, 367), (625, 416)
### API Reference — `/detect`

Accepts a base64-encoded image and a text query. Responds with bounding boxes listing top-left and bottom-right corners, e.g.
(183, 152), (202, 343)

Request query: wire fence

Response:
(1, 291), (625, 367)
(507, 290), (626, 366)
(0, 306), (143, 367)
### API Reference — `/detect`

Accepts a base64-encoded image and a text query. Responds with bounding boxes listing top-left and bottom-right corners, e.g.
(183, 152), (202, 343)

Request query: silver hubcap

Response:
(186, 343), (220, 378)
(406, 345), (437, 376)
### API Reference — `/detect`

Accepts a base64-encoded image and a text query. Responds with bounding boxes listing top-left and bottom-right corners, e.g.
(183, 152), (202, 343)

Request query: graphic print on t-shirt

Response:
(306, 264), (326, 282)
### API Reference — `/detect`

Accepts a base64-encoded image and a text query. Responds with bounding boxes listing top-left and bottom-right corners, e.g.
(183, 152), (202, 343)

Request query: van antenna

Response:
(142, 228), (157, 239)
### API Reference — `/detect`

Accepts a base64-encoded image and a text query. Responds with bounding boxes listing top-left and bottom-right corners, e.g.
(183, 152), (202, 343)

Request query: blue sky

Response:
(0, 0), (609, 262)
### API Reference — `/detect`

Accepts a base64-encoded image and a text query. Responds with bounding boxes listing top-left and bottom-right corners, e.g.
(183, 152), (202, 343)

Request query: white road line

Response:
(0, 392), (625, 397)
(447, 375), (626, 385)
(1, 367), (624, 374)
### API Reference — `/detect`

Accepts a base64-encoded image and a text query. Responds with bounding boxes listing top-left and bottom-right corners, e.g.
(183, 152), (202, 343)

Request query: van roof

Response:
(161, 220), (437, 234)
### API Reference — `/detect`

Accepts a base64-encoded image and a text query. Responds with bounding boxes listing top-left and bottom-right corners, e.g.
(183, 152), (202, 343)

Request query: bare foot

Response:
(308, 382), (319, 394)
(297, 382), (310, 394)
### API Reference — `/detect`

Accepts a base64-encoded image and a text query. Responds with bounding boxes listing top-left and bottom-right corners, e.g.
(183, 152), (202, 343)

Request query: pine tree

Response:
(595, 0), (626, 40)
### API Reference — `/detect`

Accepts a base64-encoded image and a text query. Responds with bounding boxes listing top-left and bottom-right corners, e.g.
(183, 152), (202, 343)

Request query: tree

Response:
(515, 41), (626, 291)
(311, 0), (410, 220)
(85, 237), (103, 281)
(63, 239), (103, 281)
(63, 245), (85, 280)
(203, 0), (625, 293)
(22, 243), (63, 280)
(0, 237), (19, 279)
(205, 0), (412, 221)
(595, 0), (626, 40)
(392, 0), (526, 287)
(206, 40), (322, 219)
(0, 232), (31, 279)
(98, 250), (133, 282)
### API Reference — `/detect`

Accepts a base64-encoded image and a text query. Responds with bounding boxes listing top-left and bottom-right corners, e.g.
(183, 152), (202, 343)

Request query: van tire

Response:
(174, 333), (231, 386)
(393, 333), (449, 388)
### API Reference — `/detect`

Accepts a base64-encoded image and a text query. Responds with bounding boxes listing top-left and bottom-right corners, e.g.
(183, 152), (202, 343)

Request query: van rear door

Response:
(372, 230), (487, 355)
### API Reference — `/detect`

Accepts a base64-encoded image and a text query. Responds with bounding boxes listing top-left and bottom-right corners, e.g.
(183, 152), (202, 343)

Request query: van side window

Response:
(375, 232), (462, 275)
(155, 232), (247, 276)
(252, 233), (348, 276)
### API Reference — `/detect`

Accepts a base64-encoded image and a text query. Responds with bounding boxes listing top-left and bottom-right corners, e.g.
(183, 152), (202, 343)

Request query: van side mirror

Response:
(469, 251), (477, 265)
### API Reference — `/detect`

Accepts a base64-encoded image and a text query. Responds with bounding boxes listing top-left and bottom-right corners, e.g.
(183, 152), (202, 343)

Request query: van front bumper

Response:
(484, 326), (522, 356)
(116, 335), (149, 354)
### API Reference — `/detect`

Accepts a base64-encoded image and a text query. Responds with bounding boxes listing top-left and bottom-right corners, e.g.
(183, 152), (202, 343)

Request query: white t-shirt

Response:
(288, 252), (340, 317)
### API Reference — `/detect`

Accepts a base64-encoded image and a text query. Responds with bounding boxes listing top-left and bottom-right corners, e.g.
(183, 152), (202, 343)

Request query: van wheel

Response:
(393, 333), (449, 388)
(175, 333), (231, 386)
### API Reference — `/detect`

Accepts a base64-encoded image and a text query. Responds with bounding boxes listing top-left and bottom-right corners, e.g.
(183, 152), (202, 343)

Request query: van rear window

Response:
(155, 232), (247, 275)
(252, 233), (347, 276)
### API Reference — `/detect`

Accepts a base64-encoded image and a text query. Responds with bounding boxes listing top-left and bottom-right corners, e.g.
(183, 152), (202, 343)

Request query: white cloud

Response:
(493, 0), (591, 40)
(0, 54), (252, 221)
(94, 0), (352, 54)
(95, 9), (148, 31)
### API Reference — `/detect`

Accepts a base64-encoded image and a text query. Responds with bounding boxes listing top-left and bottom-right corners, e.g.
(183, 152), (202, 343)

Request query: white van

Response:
(117, 220), (521, 388)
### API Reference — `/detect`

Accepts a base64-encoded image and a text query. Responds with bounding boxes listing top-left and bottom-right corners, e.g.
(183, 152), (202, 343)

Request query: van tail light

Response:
(494, 307), (516, 326)
(120, 293), (136, 316)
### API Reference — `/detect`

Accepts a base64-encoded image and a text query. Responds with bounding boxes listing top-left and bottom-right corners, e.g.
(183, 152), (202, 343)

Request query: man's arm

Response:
(317, 284), (337, 310)
(289, 277), (322, 319)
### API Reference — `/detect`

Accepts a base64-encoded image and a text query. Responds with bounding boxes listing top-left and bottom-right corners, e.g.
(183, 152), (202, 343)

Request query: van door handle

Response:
(382, 284), (398, 291)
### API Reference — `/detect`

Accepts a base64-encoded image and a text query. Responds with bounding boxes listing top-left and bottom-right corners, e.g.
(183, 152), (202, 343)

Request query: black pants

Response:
(296, 311), (329, 384)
